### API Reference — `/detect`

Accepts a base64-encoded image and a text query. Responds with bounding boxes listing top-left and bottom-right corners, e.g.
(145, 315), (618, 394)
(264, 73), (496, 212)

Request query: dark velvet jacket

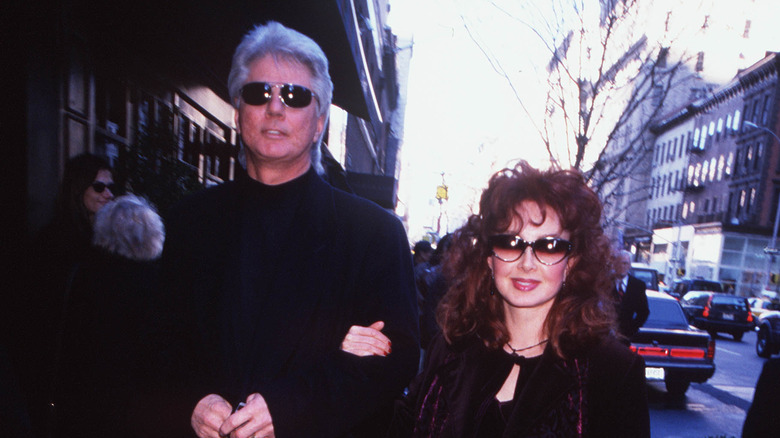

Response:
(159, 169), (420, 437)
(390, 333), (650, 438)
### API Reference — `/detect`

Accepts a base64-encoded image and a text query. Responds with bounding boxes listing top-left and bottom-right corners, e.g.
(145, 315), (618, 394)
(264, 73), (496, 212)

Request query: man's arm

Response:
(257, 216), (420, 437)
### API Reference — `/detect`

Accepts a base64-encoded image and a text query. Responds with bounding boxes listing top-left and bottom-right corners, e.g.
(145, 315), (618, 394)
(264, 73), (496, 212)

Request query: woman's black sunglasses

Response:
(90, 182), (118, 194)
(240, 82), (316, 108)
(487, 235), (573, 265)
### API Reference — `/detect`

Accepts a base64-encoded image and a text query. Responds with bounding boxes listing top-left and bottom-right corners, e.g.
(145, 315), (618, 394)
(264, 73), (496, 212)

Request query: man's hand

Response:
(191, 394), (233, 438)
(340, 321), (391, 357)
(219, 393), (275, 438)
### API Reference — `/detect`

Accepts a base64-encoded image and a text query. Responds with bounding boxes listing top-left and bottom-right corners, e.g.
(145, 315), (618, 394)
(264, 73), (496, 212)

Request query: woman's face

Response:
(83, 169), (115, 217)
(487, 201), (573, 317)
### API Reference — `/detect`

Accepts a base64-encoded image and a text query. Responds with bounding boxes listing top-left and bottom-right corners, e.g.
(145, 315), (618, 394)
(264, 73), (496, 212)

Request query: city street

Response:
(649, 329), (767, 437)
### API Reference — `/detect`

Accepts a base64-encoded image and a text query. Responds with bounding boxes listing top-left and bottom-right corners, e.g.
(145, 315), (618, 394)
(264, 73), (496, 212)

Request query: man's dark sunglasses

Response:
(91, 182), (118, 194)
(487, 235), (573, 265)
(240, 82), (316, 108)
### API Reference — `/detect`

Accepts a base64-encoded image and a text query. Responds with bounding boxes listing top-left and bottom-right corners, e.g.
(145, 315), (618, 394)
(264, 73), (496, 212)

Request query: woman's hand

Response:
(340, 321), (391, 357)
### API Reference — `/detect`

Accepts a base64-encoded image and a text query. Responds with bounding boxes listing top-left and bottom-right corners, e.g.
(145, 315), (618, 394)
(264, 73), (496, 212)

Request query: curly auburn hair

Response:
(437, 161), (615, 358)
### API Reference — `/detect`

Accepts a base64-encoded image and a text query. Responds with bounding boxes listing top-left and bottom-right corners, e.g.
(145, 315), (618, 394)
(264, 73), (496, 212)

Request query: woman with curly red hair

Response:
(344, 161), (650, 437)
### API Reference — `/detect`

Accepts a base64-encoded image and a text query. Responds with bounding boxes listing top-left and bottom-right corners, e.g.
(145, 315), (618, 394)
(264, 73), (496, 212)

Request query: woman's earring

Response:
(490, 272), (496, 296)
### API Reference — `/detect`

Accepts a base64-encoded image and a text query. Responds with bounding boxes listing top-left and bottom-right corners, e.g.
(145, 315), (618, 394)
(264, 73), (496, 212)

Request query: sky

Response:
(386, 0), (780, 243)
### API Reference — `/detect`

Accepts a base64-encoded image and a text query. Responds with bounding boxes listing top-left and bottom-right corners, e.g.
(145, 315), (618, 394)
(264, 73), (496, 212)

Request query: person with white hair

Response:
(160, 21), (419, 438)
(52, 194), (167, 437)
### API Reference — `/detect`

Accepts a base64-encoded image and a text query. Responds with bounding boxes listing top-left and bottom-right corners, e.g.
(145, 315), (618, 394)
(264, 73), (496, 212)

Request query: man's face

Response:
(615, 255), (632, 277)
(235, 55), (326, 182)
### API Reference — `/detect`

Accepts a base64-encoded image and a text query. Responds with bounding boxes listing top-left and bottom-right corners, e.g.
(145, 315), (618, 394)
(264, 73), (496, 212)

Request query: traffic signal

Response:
(677, 268), (686, 277)
(771, 273), (780, 284)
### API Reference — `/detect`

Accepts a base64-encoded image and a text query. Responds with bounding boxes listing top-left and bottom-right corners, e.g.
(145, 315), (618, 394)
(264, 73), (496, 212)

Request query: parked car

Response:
(629, 264), (660, 292)
(680, 291), (755, 340)
(670, 278), (723, 299)
(630, 291), (716, 396)
(747, 297), (780, 320)
(755, 310), (780, 358)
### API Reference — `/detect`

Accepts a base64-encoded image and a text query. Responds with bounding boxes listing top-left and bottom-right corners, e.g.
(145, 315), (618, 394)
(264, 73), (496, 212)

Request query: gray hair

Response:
(228, 21), (333, 174)
(93, 194), (165, 261)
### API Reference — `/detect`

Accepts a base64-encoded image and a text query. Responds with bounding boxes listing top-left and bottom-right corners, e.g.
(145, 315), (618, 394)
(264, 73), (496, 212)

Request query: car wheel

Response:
(732, 331), (744, 341)
(665, 378), (690, 397)
(757, 326), (772, 358)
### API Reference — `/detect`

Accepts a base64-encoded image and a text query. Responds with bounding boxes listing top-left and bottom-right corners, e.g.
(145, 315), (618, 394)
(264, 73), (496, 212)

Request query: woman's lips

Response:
(512, 278), (540, 291)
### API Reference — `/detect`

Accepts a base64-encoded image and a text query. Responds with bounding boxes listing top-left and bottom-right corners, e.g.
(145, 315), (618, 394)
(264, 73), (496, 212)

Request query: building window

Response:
(733, 110), (741, 133)
(681, 134), (687, 157)
(682, 203), (688, 219)
(709, 157), (717, 181)
(699, 128), (707, 150)
(695, 163), (702, 186)
(672, 138), (678, 160)
(726, 152), (734, 176)
(753, 99), (761, 124)
(717, 155), (725, 180)
(756, 142), (762, 171)
(716, 118), (723, 141)
(704, 199), (710, 213)
(702, 160), (709, 183)
(750, 188), (757, 213)
(688, 165), (695, 186)
(762, 95), (771, 126)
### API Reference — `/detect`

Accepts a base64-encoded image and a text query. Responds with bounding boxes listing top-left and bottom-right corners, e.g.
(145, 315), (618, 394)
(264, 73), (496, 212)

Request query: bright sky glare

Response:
(387, 0), (780, 243)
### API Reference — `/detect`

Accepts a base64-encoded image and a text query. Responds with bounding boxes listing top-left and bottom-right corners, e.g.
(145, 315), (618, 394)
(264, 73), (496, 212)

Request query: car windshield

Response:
(692, 281), (722, 292)
(631, 269), (658, 290)
(711, 296), (748, 311)
(644, 298), (689, 329)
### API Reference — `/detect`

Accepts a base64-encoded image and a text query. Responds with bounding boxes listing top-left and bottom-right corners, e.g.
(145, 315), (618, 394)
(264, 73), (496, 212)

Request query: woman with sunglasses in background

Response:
(12, 153), (119, 436)
(347, 161), (650, 437)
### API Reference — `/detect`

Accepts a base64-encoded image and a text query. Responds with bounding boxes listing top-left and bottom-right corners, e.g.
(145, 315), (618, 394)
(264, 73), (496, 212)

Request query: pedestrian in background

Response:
(11, 153), (119, 437)
(420, 234), (452, 351)
(742, 357), (780, 437)
(412, 240), (434, 321)
(612, 249), (650, 340)
(53, 194), (166, 437)
(159, 21), (419, 438)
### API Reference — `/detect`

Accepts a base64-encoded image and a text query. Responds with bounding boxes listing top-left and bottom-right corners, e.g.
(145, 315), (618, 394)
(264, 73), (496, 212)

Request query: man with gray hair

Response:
(613, 250), (650, 339)
(160, 22), (419, 438)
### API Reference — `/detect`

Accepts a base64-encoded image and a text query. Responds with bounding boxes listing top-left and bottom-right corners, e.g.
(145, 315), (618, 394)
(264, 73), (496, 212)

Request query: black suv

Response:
(670, 278), (723, 299)
(681, 291), (755, 340)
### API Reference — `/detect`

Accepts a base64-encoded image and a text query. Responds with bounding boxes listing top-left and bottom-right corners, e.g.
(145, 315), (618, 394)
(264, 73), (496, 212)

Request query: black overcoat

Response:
(614, 275), (650, 338)
(159, 170), (420, 437)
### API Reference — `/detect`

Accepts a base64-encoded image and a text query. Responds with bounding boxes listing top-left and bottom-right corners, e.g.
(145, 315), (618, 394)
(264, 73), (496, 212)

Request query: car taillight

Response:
(703, 295), (713, 317)
(633, 346), (668, 356)
(631, 345), (709, 359)
(669, 348), (706, 359)
(747, 312), (754, 323)
(706, 339), (716, 360)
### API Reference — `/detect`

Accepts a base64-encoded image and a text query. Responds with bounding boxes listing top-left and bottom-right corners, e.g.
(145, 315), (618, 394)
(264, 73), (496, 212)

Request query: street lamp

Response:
(744, 120), (780, 290)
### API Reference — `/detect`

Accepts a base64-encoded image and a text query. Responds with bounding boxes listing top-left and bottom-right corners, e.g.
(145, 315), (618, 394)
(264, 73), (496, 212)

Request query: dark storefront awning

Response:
(70, 0), (371, 119)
